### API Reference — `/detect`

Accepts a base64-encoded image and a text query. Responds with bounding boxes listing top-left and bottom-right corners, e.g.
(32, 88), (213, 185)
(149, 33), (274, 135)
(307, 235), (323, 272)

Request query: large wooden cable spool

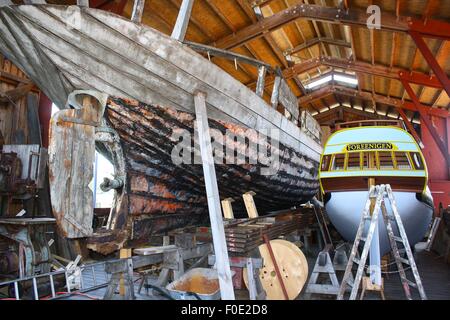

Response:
(243, 239), (308, 300)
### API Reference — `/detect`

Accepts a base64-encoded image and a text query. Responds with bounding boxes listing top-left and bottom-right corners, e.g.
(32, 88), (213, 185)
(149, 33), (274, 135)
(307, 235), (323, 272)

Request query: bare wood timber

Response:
(194, 91), (235, 300)
(221, 198), (235, 220)
(130, 0), (145, 23)
(243, 191), (259, 219)
(171, 0), (194, 42)
(119, 248), (132, 296)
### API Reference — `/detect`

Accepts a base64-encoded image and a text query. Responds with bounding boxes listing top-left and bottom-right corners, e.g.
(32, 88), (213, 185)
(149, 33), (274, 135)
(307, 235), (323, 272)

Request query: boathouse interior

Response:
(0, 0), (449, 302)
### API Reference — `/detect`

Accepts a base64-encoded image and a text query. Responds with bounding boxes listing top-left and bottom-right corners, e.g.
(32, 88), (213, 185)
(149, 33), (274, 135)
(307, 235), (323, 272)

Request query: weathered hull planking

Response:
(87, 97), (319, 254)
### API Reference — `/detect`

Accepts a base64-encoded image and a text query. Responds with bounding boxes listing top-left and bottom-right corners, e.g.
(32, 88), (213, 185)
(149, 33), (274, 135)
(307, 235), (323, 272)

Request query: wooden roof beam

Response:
(248, 56), (444, 89)
(210, 3), (450, 50)
(249, 0), (274, 8)
(298, 84), (449, 118)
(314, 105), (388, 122)
(284, 37), (351, 56)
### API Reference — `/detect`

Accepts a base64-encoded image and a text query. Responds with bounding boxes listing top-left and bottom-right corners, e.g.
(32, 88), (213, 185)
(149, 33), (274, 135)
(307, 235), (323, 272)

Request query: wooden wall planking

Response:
(0, 55), (40, 145)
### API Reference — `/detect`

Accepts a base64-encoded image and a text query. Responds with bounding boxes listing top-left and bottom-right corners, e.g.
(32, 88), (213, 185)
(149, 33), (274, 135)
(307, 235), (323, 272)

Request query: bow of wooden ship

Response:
(0, 3), (323, 254)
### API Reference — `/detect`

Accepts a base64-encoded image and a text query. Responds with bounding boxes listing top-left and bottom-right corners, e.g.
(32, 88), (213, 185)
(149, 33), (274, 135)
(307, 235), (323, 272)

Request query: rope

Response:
(360, 262), (412, 275)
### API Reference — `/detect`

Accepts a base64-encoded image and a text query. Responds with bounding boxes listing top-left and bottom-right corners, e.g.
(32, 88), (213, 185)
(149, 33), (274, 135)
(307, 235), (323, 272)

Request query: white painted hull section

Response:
(326, 191), (433, 255)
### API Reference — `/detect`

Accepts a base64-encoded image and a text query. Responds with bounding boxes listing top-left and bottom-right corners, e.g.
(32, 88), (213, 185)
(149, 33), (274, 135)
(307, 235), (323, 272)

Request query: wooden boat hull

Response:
(86, 97), (319, 254)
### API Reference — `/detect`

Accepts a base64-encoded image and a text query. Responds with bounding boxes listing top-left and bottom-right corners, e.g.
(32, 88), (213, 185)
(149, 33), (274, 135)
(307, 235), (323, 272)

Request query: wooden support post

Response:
(270, 76), (281, 109)
(171, 0), (195, 42)
(131, 0), (145, 23)
(194, 91), (235, 300)
(119, 248), (132, 296)
(360, 277), (385, 300)
(246, 258), (257, 300)
(242, 191), (259, 218)
(256, 66), (267, 97)
(173, 249), (185, 280)
(76, 0), (89, 6)
(221, 198), (235, 219)
(155, 236), (171, 287)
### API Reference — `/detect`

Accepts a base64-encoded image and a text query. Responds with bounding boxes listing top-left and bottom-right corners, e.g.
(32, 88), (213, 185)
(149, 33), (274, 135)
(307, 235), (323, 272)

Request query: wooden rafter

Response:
(314, 105), (389, 122)
(284, 37), (351, 56)
(298, 84), (449, 118)
(209, 3), (450, 50)
(248, 56), (444, 89)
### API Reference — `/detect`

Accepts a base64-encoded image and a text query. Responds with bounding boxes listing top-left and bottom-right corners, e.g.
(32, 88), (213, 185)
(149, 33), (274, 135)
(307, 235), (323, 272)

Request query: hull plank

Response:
(87, 97), (319, 254)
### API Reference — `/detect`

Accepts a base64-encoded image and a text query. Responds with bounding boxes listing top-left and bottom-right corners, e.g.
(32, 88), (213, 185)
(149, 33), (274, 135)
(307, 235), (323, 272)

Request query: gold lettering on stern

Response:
(346, 142), (393, 152)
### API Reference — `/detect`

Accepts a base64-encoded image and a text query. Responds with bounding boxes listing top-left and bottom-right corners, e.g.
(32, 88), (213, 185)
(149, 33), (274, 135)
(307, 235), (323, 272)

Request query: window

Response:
(347, 152), (361, 170)
(362, 152), (377, 170)
(378, 151), (394, 169)
(395, 152), (412, 170)
(331, 154), (346, 171)
(321, 155), (331, 171)
(411, 152), (424, 170)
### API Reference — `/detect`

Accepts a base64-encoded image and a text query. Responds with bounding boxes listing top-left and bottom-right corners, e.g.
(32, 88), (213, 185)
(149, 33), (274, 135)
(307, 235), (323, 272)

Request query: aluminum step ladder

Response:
(337, 184), (427, 300)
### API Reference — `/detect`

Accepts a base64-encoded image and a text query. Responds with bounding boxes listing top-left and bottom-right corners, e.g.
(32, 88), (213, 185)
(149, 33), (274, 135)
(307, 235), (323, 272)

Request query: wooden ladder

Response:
(337, 184), (427, 300)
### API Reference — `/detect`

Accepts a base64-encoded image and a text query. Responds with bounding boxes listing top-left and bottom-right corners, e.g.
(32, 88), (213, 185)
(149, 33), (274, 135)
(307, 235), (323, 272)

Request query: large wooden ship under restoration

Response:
(0, 3), (322, 254)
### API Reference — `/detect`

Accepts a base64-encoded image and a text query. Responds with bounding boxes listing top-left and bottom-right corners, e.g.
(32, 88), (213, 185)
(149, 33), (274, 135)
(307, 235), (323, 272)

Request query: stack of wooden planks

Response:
(225, 211), (314, 255)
